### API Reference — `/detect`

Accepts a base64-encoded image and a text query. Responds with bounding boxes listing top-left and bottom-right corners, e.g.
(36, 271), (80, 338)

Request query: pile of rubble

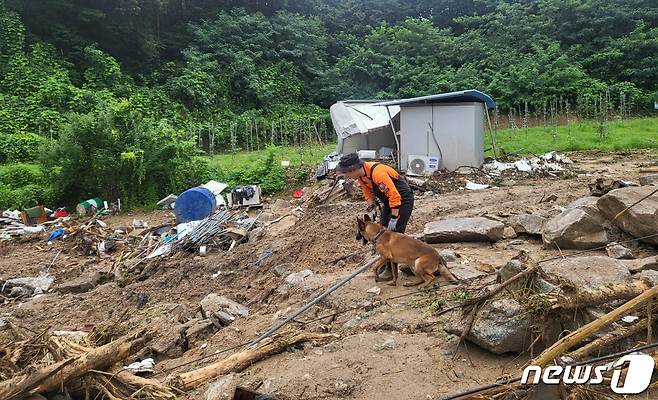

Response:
(421, 175), (658, 362)
(408, 151), (577, 194)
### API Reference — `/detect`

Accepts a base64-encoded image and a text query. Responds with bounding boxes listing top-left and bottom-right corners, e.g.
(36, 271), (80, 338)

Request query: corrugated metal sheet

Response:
(375, 89), (495, 109)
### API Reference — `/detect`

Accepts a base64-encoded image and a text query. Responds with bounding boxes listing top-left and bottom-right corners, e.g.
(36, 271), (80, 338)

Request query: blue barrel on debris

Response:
(174, 187), (217, 223)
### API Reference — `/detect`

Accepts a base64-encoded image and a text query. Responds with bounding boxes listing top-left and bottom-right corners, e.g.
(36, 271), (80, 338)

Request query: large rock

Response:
(621, 256), (658, 273)
(542, 197), (611, 250)
(639, 174), (658, 186)
(424, 217), (505, 243)
(597, 187), (658, 245)
(53, 271), (102, 294)
(508, 214), (546, 236)
(446, 298), (532, 354)
(200, 294), (249, 327)
(540, 256), (631, 290)
(205, 373), (239, 400)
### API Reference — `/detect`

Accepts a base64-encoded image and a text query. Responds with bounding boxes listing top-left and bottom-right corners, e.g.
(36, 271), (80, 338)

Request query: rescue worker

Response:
(336, 153), (414, 280)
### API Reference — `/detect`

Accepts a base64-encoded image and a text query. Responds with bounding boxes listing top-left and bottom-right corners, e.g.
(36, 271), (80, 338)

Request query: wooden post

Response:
(486, 108), (498, 159)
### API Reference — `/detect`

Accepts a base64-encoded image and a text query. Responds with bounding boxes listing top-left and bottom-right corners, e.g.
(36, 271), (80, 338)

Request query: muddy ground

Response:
(1, 149), (657, 399)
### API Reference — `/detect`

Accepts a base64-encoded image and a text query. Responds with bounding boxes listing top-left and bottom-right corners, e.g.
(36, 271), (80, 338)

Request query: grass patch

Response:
(487, 116), (658, 156)
(208, 143), (335, 172)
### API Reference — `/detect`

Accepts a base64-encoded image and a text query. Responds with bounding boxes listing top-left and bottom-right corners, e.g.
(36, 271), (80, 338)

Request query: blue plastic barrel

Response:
(174, 187), (217, 223)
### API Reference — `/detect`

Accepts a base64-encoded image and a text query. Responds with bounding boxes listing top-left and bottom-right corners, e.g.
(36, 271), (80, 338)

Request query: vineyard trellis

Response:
(188, 115), (334, 155)
(492, 86), (637, 142)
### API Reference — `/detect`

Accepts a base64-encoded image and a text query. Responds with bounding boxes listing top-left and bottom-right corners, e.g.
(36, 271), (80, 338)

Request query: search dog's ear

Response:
(364, 214), (371, 222)
(356, 217), (367, 245)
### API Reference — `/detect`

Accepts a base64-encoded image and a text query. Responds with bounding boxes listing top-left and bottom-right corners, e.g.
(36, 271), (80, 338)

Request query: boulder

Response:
(450, 264), (488, 281)
(542, 197), (611, 250)
(200, 294), (249, 327)
(639, 174), (658, 186)
(605, 242), (634, 260)
(6, 273), (54, 295)
(621, 256), (658, 273)
(424, 217), (505, 243)
(267, 215), (299, 237)
(597, 187), (658, 245)
(503, 226), (517, 239)
(53, 271), (102, 294)
(508, 214), (546, 236)
(438, 249), (460, 262)
(205, 373), (239, 400)
(446, 298), (531, 354)
(285, 269), (314, 285)
(638, 270), (658, 286)
(540, 256), (631, 290)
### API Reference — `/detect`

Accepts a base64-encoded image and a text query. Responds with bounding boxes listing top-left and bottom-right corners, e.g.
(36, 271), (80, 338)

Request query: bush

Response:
(40, 111), (211, 208)
(0, 182), (54, 209)
(0, 133), (46, 162)
(0, 163), (41, 188)
(219, 146), (287, 194)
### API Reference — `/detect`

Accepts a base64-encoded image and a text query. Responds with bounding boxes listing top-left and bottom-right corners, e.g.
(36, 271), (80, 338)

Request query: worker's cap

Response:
(336, 153), (363, 173)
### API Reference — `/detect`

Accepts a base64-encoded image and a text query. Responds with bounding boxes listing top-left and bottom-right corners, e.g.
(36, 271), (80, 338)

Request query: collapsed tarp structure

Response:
(330, 100), (400, 156)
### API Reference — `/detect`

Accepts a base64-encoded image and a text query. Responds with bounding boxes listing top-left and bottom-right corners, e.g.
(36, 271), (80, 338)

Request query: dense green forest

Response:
(0, 0), (657, 209)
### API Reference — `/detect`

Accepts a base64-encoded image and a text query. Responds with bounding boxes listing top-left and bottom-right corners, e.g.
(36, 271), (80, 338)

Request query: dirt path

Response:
(1, 149), (657, 399)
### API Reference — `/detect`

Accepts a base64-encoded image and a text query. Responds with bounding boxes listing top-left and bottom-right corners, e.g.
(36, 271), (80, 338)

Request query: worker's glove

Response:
(387, 218), (398, 231)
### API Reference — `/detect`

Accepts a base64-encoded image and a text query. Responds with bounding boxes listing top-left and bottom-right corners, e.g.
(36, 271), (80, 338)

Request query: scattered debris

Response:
(465, 180), (489, 190)
(483, 152), (573, 177)
(124, 358), (155, 375)
(156, 194), (178, 209)
(2, 273), (54, 296)
(284, 269), (314, 286)
(254, 249), (274, 266)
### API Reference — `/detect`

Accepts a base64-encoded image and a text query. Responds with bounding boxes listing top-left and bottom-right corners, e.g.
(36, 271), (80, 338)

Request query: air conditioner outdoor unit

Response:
(407, 155), (440, 176)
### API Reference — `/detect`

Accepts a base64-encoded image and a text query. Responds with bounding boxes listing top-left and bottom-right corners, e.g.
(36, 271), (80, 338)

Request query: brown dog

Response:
(357, 215), (457, 287)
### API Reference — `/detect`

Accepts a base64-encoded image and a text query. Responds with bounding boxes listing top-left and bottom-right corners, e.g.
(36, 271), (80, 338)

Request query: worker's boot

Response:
(377, 263), (394, 281)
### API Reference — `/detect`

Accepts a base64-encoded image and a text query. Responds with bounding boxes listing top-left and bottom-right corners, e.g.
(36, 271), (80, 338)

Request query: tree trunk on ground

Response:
(555, 280), (651, 310)
(171, 331), (334, 391)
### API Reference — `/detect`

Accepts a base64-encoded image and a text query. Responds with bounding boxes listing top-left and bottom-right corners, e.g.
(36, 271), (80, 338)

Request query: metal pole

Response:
(248, 255), (382, 347)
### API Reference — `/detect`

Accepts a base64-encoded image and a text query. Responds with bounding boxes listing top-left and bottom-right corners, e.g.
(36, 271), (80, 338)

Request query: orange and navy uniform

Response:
(357, 162), (412, 210)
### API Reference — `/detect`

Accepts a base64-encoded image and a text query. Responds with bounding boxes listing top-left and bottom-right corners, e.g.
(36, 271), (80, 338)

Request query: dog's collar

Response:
(372, 228), (386, 243)
(370, 228), (386, 256)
